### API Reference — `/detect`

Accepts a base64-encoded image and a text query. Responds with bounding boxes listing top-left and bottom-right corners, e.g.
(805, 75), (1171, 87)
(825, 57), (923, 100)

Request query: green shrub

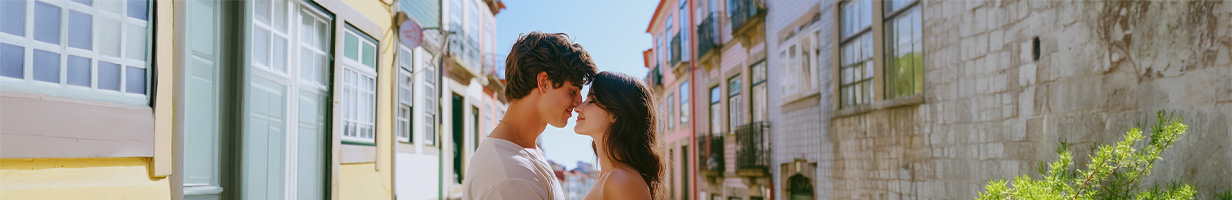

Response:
(977, 111), (1194, 200)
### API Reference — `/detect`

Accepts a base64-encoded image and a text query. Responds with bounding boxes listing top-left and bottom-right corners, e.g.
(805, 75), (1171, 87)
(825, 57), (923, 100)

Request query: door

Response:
(242, 0), (330, 199)
(183, 0), (224, 199)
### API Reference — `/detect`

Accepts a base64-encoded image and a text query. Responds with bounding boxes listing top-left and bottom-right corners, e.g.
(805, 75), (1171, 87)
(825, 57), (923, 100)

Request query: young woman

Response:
(574, 71), (664, 200)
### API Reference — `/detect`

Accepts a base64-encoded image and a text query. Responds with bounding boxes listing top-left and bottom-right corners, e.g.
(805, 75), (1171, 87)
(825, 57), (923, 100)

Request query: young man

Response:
(462, 31), (598, 200)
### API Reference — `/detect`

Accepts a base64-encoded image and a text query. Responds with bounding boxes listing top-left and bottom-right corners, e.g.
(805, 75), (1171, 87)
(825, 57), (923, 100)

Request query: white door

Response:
(183, 0), (223, 199)
(243, 0), (330, 199)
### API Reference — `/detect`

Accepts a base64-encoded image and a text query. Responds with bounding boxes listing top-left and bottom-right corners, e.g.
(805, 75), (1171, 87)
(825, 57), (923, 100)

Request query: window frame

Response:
(709, 85), (721, 136)
(0, 0), (153, 105)
(396, 46), (415, 143)
(340, 25), (378, 145)
(882, 0), (924, 99)
(726, 75), (741, 133)
(680, 80), (690, 124)
(666, 93), (675, 129)
(833, 0), (926, 113)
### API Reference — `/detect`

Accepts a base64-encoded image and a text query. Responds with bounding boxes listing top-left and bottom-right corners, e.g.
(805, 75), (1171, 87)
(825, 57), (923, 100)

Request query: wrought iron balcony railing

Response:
(735, 121), (770, 177)
(729, 0), (764, 34)
(669, 33), (682, 66)
(697, 134), (724, 176)
(696, 14), (720, 58)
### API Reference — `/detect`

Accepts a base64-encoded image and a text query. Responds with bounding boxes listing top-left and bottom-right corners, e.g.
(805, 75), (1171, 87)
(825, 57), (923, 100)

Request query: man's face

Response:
(538, 80), (582, 128)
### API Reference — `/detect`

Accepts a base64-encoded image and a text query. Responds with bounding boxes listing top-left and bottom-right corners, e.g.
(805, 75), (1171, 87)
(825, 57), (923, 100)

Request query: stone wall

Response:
(821, 0), (1232, 199)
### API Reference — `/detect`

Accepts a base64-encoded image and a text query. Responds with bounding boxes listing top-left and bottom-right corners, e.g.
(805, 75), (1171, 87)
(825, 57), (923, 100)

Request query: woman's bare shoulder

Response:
(601, 167), (652, 199)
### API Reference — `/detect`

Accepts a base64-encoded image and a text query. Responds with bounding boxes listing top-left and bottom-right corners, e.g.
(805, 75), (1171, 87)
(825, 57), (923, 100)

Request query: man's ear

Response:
(536, 72), (550, 94)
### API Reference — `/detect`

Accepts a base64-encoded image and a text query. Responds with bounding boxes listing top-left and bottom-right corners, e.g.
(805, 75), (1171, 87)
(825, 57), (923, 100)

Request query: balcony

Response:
(698, 134), (724, 177)
(734, 121), (770, 177)
(648, 65), (663, 90)
(696, 14), (720, 63)
(669, 33), (689, 77)
(446, 23), (483, 82)
(729, 0), (765, 43)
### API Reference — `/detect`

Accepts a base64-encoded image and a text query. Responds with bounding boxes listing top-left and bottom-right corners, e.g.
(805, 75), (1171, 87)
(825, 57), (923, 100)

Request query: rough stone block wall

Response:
(822, 0), (1232, 199)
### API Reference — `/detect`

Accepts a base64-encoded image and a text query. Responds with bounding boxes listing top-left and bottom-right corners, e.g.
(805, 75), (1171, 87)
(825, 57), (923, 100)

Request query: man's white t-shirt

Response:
(463, 137), (565, 200)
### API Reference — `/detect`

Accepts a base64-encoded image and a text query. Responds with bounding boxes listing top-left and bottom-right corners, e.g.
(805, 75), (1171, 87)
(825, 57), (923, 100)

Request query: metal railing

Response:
(696, 14), (719, 57)
(669, 33), (682, 66)
(729, 0), (763, 33)
(697, 134), (725, 175)
(734, 121), (769, 173)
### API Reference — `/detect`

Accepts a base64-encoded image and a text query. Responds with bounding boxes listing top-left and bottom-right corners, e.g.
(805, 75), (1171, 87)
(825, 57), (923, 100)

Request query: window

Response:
(884, 0), (923, 98)
(709, 86), (721, 135)
(658, 101), (665, 134)
(0, 0), (151, 104)
(397, 47), (414, 143)
(667, 15), (673, 36)
(838, 0), (873, 108)
(780, 31), (818, 101)
(838, 0), (925, 108)
(680, 81), (690, 124)
(751, 61), (767, 122)
(666, 94), (675, 129)
(658, 36), (665, 66)
(727, 76), (741, 132)
(422, 49), (437, 146)
(679, 0), (689, 61)
(472, 106), (480, 150)
(341, 27), (378, 144)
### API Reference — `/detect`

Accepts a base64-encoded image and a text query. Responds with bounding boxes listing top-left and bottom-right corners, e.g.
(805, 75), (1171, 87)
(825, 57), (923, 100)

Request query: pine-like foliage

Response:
(977, 111), (1195, 200)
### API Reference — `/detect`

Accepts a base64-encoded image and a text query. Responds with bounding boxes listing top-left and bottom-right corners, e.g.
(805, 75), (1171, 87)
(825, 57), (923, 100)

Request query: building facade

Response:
(653, 0), (1232, 199)
(813, 0), (1232, 199)
(0, 0), (504, 199)
(438, 0), (507, 199)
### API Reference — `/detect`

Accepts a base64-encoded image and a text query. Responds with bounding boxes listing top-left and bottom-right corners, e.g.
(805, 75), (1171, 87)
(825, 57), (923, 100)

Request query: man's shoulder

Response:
(468, 139), (543, 179)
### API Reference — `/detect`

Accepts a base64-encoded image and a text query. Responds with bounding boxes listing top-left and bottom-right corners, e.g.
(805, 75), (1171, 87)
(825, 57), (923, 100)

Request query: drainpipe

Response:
(688, 0), (697, 199)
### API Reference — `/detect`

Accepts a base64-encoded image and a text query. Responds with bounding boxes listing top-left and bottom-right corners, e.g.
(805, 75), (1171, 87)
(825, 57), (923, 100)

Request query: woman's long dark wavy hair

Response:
(589, 71), (663, 198)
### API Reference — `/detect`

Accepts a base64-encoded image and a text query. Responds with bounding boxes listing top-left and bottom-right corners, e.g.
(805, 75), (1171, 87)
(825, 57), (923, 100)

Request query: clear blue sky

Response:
(495, 0), (658, 169)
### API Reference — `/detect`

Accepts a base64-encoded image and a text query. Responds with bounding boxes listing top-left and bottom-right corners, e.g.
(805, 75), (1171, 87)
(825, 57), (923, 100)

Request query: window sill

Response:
(781, 91), (821, 106)
(833, 94), (925, 118)
(342, 140), (376, 146)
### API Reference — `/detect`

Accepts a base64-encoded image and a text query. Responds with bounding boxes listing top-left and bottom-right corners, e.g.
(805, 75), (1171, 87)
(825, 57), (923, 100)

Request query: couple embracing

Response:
(462, 31), (663, 200)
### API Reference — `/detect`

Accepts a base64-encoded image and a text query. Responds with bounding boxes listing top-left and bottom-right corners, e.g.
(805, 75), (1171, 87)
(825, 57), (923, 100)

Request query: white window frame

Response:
(340, 26), (378, 144)
(397, 46), (414, 143)
(666, 94), (675, 129)
(0, 0), (151, 105)
(680, 80), (689, 124)
(420, 48), (438, 146)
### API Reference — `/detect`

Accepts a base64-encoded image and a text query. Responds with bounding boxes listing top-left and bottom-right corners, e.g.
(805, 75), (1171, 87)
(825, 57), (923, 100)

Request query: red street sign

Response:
(400, 20), (424, 48)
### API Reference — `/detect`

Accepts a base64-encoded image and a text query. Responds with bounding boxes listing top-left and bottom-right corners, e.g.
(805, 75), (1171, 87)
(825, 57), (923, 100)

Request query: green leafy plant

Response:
(977, 111), (1194, 200)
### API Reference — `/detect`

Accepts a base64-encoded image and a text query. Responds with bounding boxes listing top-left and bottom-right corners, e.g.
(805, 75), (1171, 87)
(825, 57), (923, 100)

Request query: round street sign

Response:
(400, 20), (424, 48)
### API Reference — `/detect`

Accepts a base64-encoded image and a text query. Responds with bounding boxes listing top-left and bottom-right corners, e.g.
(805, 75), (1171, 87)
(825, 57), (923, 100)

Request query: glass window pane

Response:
(344, 34), (358, 60)
(127, 0), (148, 21)
(67, 55), (91, 87)
(300, 50), (314, 80)
(253, 28), (269, 67)
(1, 43), (22, 78)
(98, 61), (121, 91)
(318, 53), (329, 83)
(1, 0), (25, 37)
(33, 49), (60, 83)
(68, 10), (93, 50)
(126, 66), (145, 94)
(125, 23), (147, 60)
(253, 0), (269, 24)
(317, 21), (329, 49)
(362, 43), (375, 67)
(272, 0), (286, 32)
(97, 17), (121, 57)
(273, 36), (287, 72)
(73, 0), (92, 5)
(34, 2), (61, 44)
(99, 0), (122, 14)
(300, 16), (314, 45)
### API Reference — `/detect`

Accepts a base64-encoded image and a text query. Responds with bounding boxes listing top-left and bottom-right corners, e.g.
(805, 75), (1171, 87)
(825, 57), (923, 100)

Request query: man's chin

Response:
(548, 121), (568, 128)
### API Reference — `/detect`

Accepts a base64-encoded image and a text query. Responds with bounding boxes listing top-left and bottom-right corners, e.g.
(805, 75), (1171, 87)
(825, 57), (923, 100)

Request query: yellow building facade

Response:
(1, 0), (408, 199)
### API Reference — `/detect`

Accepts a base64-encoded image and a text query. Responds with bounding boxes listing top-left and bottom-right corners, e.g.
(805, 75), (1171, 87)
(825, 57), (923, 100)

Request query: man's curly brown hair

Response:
(504, 31), (598, 100)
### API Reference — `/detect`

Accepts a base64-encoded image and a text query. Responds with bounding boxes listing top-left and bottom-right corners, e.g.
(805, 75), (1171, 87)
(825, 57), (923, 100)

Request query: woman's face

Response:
(574, 92), (614, 138)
